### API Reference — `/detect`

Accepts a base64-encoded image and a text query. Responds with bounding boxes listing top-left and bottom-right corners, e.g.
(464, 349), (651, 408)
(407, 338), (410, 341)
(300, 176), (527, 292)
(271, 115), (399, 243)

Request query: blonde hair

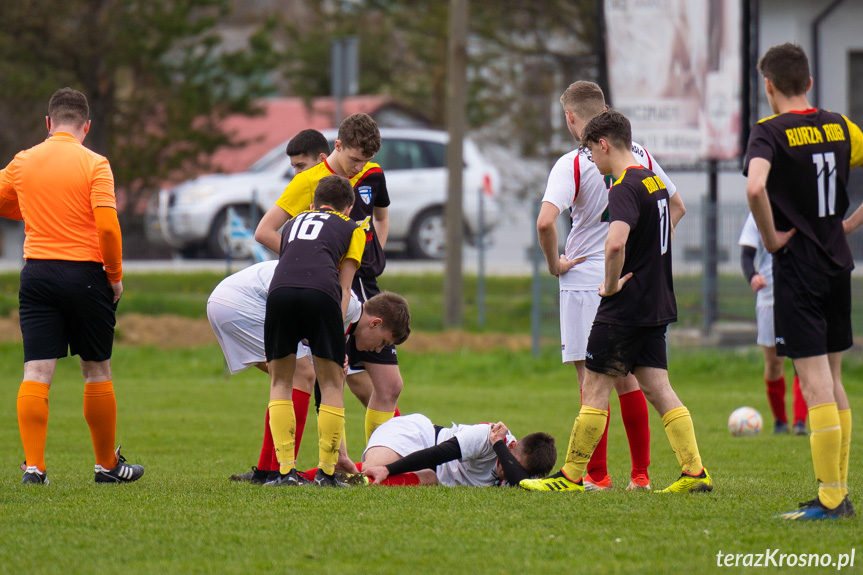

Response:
(559, 81), (606, 121)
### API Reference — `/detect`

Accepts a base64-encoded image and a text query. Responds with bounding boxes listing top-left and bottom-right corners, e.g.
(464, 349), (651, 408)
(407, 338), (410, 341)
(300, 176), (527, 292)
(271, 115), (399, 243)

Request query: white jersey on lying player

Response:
(207, 260), (361, 373)
(363, 413), (516, 487)
(542, 141), (677, 290)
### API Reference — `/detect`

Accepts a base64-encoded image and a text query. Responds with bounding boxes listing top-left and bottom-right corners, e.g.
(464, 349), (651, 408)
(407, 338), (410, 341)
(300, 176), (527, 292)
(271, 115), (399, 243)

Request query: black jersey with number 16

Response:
(744, 109), (863, 273)
(594, 166), (677, 327)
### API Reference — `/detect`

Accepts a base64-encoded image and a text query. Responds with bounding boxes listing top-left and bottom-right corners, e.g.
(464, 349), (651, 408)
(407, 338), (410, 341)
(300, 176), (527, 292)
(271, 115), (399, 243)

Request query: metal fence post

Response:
(531, 201), (541, 356)
(477, 185), (486, 328)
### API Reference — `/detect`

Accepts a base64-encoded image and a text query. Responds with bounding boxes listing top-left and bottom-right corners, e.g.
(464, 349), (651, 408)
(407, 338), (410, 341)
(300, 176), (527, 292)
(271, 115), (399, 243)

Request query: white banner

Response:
(604, 0), (741, 160)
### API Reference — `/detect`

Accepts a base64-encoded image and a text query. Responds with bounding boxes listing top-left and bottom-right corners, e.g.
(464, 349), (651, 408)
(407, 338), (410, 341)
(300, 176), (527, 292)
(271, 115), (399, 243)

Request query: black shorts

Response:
(585, 322), (668, 377)
(265, 287), (345, 364)
(348, 275), (399, 369)
(19, 259), (116, 362)
(772, 252), (852, 358)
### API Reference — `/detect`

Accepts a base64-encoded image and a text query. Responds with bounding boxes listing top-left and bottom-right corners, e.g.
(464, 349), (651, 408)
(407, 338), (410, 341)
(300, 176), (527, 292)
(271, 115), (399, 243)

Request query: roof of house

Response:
(210, 95), (429, 173)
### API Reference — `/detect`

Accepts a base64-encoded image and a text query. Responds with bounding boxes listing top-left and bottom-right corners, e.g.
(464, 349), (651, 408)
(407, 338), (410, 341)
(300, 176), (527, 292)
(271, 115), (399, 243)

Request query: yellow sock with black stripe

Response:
(365, 408), (395, 442)
(268, 400), (296, 474)
(838, 409), (852, 491)
(561, 405), (609, 481)
(809, 403), (844, 508)
(662, 406), (703, 476)
(318, 405), (345, 476)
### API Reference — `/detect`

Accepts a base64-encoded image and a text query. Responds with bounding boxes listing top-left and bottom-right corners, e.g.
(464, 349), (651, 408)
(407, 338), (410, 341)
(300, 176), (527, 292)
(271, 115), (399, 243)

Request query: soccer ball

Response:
(728, 406), (763, 436)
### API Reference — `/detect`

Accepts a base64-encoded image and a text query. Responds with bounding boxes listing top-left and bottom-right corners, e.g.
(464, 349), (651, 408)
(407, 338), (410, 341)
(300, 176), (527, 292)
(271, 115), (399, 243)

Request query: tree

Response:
(0, 0), (282, 206)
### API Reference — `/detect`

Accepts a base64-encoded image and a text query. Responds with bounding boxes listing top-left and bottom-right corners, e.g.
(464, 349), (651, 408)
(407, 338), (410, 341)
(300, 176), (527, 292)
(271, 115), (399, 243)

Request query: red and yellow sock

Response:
(17, 381), (50, 472)
(292, 388), (311, 459)
(258, 408), (276, 472)
(365, 408), (395, 443)
(792, 376), (808, 424)
(838, 409), (851, 491)
(765, 376), (788, 423)
(83, 380), (117, 469)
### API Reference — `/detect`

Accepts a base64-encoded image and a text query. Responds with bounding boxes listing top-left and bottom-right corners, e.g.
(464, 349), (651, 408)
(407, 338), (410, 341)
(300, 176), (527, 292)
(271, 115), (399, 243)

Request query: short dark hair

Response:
(579, 110), (631, 152)
(758, 43), (810, 97)
(286, 129), (330, 158)
(48, 87), (89, 128)
(517, 432), (557, 478)
(364, 291), (411, 345)
(338, 113), (381, 158)
(314, 175), (354, 211)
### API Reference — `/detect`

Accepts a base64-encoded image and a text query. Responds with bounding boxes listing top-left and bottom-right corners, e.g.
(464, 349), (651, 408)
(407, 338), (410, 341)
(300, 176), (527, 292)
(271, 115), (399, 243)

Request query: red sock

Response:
(257, 409), (276, 471)
(586, 400), (610, 480)
(765, 376), (787, 423)
(379, 472), (421, 486)
(292, 388), (311, 459)
(792, 375), (808, 424)
(618, 389), (650, 478)
(394, 406), (401, 417)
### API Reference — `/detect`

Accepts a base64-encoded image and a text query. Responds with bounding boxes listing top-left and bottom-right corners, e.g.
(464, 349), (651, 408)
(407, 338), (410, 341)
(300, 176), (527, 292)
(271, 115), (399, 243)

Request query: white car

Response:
(149, 127), (501, 260)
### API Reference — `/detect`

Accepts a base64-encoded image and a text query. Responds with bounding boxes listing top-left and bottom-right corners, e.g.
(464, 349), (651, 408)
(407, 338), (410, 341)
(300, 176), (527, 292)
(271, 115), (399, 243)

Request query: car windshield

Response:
(248, 143), (288, 173)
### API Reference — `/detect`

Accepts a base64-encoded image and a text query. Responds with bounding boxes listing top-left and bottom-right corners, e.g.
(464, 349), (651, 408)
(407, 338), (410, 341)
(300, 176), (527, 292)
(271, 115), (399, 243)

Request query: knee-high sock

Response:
(838, 409), (851, 491)
(765, 376), (787, 423)
(17, 381), (50, 472)
(258, 408), (276, 471)
(807, 403), (844, 508)
(83, 381), (117, 469)
(317, 405), (345, 476)
(365, 408), (395, 443)
(586, 405), (610, 479)
(380, 473), (421, 486)
(619, 389), (651, 478)
(561, 405), (609, 481)
(793, 376), (808, 424)
(292, 388), (311, 459)
(268, 400), (296, 474)
(662, 406), (703, 476)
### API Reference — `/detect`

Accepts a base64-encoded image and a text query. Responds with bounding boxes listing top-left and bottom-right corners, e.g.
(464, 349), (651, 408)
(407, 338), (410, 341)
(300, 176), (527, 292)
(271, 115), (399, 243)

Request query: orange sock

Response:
(17, 381), (50, 472)
(83, 381), (117, 469)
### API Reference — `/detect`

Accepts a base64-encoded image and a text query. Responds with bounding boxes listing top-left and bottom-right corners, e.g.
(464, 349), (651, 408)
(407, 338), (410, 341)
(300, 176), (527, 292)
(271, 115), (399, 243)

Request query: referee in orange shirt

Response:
(0, 87), (144, 485)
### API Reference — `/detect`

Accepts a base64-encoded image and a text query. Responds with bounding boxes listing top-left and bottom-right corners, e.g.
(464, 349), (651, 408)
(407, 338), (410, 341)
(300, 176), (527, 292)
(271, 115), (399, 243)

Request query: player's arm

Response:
(255, 204), (291, 254)
(383, 437), (463, 479)
(841, 116), (863, 234)
(373, 206), (389, 249)
(93, 206), (123, 303)
(537, 202), (584, 277)
(492, 439), (530, 486)
(668, 191), (686, 229)
(745, 157), (795, 253)
(599, 221), (631, 297)
(339, 226), (365, 317)
(0, 169), (22, 220)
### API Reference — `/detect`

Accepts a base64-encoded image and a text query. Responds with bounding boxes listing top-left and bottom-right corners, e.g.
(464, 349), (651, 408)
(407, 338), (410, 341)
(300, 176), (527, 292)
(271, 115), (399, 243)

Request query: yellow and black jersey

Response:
(276, 160), (390, 279)
(595, 166), (676, 327)
(270, 209), (365, 306)
(744, 109), (863, 273)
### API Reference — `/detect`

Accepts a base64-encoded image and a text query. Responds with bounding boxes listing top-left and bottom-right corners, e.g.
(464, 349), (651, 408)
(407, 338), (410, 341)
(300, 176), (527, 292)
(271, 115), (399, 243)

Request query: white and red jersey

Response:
(542, 141), (676, 290)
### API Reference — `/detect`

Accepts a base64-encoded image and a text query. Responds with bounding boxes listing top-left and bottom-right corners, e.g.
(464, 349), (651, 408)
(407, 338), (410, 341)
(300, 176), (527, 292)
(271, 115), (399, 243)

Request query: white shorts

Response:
(559, 289), (601, 364)
(756, 303), (775, 348)
(207, 300), (311, 374)
(362, 413), (435, 461)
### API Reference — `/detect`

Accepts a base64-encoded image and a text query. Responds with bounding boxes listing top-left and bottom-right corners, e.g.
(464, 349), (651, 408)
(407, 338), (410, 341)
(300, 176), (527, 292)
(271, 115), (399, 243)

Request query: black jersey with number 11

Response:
(594, 166), (676, 327)
(744, 109), (863, 273)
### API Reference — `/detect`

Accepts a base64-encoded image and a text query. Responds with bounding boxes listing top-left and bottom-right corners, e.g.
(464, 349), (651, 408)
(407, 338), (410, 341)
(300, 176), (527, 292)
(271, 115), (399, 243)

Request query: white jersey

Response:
(542, 141), (676, 290)
(738, 212), (773, 306)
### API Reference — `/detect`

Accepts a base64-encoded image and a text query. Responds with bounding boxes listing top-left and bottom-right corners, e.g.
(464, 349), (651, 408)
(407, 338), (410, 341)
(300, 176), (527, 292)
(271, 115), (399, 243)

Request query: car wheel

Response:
(407, 207), (446, 260)
(206, 205), (262, 259)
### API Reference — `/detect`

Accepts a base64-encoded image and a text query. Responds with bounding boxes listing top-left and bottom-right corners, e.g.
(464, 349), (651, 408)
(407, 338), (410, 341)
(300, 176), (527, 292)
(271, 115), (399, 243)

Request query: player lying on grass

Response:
(358, 414), (556, 487)
(264, 175), (410, 487)
(208, 260), (410, 481)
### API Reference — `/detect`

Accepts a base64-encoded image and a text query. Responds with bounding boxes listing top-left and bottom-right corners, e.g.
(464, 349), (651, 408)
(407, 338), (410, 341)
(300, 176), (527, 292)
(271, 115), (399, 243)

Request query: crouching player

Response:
(264, 175), (409, 487)
(521, 111), (711, 494)
(360, 414), (556, 487)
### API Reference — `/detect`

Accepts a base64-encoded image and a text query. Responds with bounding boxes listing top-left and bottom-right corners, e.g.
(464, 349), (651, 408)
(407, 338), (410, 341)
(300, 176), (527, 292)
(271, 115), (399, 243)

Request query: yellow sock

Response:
(838, 409), (852, 490)
(318, 405), (345, 476)
(662, 406), (703, 476)
(809, 403), (844, 508)
(561, 405), (608, 481)
(365, 408), (395, 442)
(268, 400), (296, 474)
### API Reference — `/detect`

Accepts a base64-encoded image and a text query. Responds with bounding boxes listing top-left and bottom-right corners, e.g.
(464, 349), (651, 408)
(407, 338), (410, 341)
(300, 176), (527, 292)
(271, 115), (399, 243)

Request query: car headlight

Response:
(174, 184), (218, 204)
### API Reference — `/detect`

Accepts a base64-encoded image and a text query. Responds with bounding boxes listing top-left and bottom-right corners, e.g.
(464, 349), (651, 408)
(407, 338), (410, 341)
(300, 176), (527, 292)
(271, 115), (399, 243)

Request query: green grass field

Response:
(0, 342), (860, 574)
